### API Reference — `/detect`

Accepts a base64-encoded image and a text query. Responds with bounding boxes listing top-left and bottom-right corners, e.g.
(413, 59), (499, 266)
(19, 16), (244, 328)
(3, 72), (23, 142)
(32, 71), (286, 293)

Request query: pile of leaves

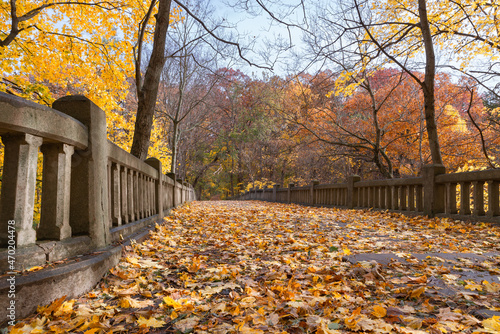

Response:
(9, 201), (500, 333)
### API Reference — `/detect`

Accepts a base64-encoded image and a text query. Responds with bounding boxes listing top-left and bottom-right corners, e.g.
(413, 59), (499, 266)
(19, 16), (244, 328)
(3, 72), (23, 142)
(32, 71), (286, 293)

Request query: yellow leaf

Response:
(136, 316), (166, 328)
(27, 266), (44, 272)
(464, 283), (482, 291)
(240, 296), (257, 308)
(409, 286), (425, 299)
(483, 316), (500, 332)
(483, 281), (500, 293)
(163, 296), (182, 309)
(372, 305), (387, 318)
(53, 300), (75, 317)
(119, 296), (153, 308)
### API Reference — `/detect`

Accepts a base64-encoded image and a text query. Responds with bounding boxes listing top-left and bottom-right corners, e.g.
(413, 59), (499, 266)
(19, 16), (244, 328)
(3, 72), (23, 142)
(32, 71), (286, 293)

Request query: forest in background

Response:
(1, 0), (500, 199)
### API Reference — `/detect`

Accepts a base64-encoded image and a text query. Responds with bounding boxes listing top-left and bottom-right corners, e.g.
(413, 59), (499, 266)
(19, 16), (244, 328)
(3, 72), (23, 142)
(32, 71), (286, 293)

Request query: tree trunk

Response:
(418, 0), (443, 166)
(170, 121), (178, 173)
(130, 0), (173, 159)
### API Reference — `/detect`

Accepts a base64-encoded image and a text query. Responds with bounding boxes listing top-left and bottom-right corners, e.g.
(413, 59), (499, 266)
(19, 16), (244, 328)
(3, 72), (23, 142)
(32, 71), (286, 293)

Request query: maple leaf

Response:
(136, 316), (166, 328)
(119, 296), (154, 308)
(482, 316), (500, 333)
(173, 316), (199, 332)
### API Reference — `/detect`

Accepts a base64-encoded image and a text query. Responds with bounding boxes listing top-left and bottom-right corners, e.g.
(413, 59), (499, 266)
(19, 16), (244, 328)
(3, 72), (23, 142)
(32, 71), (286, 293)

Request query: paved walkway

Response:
(10, 201), (500, 333)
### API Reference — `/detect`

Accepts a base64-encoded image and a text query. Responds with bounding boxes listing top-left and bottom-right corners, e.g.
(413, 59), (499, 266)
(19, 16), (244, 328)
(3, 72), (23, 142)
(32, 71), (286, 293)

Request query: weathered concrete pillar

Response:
(273, 184), (280, 202)
(133, 171), (139, 219)
(183, 181), (189, 203)
(38, 143), (74, 240)
(422, 164), (446, 217)
(53, 96), (110, 248)
(415, 185), (423, 211)
(149, 177), (152, 213)
(488, 181), (499, 217)
(107, 162), (112, 227)
(408, 185), (415, 211)
(473, 181), (485, 216)
(311, 181), (319, 205)
(137, 173), (142, 219)
(145, 176), (150, 217)
(128, 169), (135, 222)
(399, 186), (407, 210)
(145, 158), (163, 220)
(460, 182), (471, 215)
(384, 186), (392, 209)
(347, 175), (360, 209)
(391, 186), (398, 210)
(139, 175), (144, 217)
(445, 183), (457, 214)
(0, 134), (43, 247)
(121, 166), (129, 224)
(167, 173), (176, 207)
(379, 187), (386, 209)
(112, 163), (122, 226)
(177, 179), (184, 204)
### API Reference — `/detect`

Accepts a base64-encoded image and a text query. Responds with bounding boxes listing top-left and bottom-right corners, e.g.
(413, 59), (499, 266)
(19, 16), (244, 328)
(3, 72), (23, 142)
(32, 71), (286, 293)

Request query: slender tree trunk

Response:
(131, 0), (173, 159)
(418, 0), (443, 165)
(170, 121), (178, 173)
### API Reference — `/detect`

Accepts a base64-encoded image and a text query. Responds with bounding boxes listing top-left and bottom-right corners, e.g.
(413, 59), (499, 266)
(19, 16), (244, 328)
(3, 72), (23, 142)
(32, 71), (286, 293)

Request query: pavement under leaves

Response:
(9, 201), (500, 333)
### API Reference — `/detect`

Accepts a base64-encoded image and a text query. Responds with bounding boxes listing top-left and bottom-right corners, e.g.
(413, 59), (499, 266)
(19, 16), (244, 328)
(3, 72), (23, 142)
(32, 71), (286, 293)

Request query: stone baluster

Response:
(38, 143), (74, 240)
(488, 181), (499, 217)
(0, 134), (43, 247)
(112, 163), (122, 226)
(459, 181), (471, 215)
(121, 166), (129, 224)
(473, 181), (485, 216)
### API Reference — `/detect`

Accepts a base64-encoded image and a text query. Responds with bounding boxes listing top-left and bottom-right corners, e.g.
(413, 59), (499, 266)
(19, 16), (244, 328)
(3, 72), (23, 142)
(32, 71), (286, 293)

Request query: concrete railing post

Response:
(145, 158), (163, 221)
(311, 181), (319, 205)
(288, 184), (294, 204)
(177, 178), (184, 204)
(347, 175), (361, 209)
(273, 184), (280, 202)
(167, 173), (176, 208)
(422, 164), (446, 217)
(52, 96), (110, 248)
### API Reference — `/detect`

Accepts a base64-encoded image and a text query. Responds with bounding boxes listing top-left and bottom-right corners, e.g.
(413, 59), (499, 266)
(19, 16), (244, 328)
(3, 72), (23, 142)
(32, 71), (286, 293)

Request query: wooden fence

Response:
(233, 164), (500, 223)
(0, 93), (195, 271)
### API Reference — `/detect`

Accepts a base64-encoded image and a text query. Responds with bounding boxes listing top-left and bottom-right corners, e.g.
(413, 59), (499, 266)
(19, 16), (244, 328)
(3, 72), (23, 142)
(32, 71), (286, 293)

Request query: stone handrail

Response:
(0, 93), (196, 272)
(435, 169), (500, 218)
(0, 93), (88, 149)
(233, 164), (500, 223)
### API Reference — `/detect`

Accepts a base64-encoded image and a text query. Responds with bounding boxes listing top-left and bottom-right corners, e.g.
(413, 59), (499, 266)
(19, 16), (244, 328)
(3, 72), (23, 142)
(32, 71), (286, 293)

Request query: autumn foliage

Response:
(8, 201), (500, 333)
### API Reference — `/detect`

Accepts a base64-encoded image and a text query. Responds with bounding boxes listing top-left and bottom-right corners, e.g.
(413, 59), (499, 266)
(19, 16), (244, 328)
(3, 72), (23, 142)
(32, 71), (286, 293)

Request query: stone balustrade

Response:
(0, 93), (196, 272)
(233, 164), (500, 223)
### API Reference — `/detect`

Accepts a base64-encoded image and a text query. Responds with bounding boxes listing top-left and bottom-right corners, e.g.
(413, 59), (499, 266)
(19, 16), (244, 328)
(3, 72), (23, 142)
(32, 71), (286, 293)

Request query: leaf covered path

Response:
(11, 201), (500, 333)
